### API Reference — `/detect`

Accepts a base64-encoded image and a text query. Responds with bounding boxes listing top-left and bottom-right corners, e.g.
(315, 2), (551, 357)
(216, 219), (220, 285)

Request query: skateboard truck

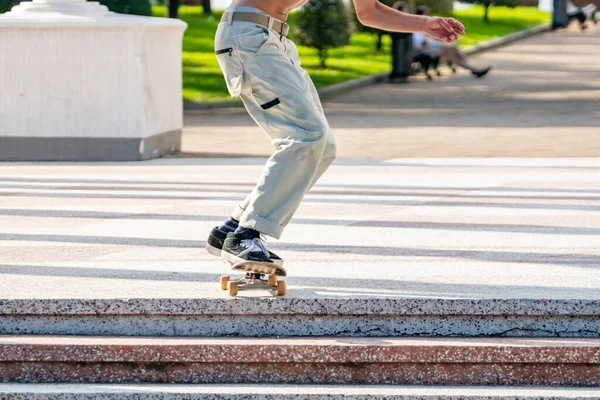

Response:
(220, 272), (286, 297)
(219, 259), (287, 297)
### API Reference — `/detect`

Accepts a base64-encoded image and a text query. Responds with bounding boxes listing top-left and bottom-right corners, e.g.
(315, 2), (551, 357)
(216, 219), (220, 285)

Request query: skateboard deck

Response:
(231, 260), (287, 276)
(220, 261), (287, 297)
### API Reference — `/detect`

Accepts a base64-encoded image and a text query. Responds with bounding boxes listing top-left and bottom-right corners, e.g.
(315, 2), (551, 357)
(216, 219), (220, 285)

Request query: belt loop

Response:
(267, 16), (274, 31)
(281, 23), (288, 41)
(227, 11), (234, 25)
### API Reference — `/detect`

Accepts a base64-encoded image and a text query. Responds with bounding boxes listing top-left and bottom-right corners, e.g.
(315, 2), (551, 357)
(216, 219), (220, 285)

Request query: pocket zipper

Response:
(215, 48), (233, 57)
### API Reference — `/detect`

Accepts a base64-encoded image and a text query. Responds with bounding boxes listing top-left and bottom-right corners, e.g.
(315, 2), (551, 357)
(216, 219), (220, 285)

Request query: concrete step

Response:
(1, 298), (599, 337)
(2, 336), (600, 385)
(1, 384), (600, 400)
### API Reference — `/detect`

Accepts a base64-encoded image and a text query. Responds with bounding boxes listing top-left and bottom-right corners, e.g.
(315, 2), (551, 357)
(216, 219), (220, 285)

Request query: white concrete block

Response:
(0, 0), (187, 160)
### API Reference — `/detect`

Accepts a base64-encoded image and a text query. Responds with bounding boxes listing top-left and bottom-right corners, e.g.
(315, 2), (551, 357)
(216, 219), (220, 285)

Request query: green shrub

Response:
(295, 0), (354, 68)
(96, 0), (152, 16)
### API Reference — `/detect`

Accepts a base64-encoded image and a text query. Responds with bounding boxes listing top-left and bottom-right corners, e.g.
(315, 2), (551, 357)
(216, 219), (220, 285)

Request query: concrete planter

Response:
(0, 0), (187, 161)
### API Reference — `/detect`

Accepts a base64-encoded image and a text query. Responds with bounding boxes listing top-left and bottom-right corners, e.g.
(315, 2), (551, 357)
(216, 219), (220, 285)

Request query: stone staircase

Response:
(1, 297), (600, 398)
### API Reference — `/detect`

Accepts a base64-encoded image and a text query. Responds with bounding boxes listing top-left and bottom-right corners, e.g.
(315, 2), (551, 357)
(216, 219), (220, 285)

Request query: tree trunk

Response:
(376, 32), (383, 51)
(318, 48), (327, 69)
(483, 4), (489, 22)
(202, 0), (212, 15)
(167, 0), (180, 19)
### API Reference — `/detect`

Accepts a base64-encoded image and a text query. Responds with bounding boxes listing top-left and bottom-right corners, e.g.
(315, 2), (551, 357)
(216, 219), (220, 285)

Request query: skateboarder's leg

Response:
(233, 42), (336, 218)
(234, 129), (335, 217)
(231, 83), (331, 239)
(301, 65), (337, 183)
(210, 17), (337, 266)
(220, 25), (336, 240)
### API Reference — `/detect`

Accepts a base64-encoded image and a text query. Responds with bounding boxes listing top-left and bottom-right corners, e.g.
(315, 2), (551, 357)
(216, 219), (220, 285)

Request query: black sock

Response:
(218, 217), (239, 233)
(234, 226), (260, 240)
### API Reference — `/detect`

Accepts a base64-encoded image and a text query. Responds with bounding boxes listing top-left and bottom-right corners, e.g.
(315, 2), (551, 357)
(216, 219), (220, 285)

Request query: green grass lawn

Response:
(453, 6), (551, 47)
(153, 5), (550, 103)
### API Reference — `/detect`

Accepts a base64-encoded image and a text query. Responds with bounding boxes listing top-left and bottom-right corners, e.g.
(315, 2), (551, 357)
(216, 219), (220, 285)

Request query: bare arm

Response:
(353, 0), (465, 43)
(354, 0), (427, 32)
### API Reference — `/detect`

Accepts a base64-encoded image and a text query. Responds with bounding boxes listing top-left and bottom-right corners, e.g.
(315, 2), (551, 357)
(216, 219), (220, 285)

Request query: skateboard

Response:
(220, 260), (287, 297)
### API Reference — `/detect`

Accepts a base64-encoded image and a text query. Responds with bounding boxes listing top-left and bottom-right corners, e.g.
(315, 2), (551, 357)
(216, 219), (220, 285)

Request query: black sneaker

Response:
(473, 66), (492, 78)
(221, 232), (275, 265)
(206, 227), (284, 266)
(206, 227), (228, 257)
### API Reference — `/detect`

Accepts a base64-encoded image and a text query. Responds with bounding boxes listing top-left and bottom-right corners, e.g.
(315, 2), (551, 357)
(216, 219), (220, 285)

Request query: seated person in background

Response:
(588, 3), (599, 23)
(568, 0), (589, 29)
(389, 1), (448, 79)
(412, 30), (454, 79)
(413, 6), (492, 79)
(567, 0), (598, 30)
(572, 0), (600, 5)
(392, 1), (449, 79)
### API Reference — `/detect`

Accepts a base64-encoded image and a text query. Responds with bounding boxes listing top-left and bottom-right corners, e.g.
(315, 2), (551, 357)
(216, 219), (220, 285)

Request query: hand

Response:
(423, 16), (465, 43)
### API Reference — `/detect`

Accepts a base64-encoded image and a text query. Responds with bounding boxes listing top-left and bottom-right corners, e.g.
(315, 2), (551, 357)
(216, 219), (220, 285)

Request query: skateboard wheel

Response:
(220, 275), (230, 291)
(227, 281), (238, 297)
(268, 274), (277, 286)
(276, 280), (286, 296)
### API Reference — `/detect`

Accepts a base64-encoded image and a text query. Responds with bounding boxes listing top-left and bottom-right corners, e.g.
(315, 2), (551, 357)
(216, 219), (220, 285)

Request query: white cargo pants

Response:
(214, 14), (337, 239)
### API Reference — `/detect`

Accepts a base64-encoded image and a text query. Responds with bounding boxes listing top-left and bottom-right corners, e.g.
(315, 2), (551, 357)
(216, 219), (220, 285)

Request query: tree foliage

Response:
(96, 0), (152, 16)
(295, 0), (354, 68)
(0, 0), (14, 13)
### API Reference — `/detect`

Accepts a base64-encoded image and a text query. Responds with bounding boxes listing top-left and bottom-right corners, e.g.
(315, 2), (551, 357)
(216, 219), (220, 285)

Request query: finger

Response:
(430, 30), (454, 43)
(447, 32), (459, 41)
(438, 18), (455, 34)
(430, 30), (450, 43)
(439, 29), (458, 42)
(426, 30), (443, 41)
(449, 18), (465, 35)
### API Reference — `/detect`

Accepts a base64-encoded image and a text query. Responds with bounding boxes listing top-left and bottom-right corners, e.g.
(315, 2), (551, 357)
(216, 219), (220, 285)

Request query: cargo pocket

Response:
(215, 47), (244, 97)
(260, 97), (281, 110)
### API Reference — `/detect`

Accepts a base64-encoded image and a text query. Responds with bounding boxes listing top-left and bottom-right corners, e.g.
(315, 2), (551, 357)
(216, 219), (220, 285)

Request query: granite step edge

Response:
(1, 298), (599, 316)
(2, 336), (600, 364)
(0, 384), (599, 400)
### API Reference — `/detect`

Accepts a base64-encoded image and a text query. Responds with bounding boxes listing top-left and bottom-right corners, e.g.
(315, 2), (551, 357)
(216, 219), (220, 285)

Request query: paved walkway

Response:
(182, 26), (600, 158)
(0, 158), (598, 300)
(1, 27), (599, 302)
